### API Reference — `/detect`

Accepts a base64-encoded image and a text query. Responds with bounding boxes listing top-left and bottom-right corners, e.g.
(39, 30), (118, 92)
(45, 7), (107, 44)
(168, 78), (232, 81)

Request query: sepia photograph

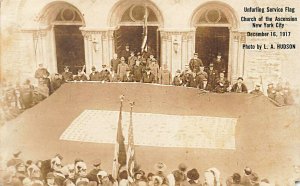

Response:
(0, 0), (300, 185)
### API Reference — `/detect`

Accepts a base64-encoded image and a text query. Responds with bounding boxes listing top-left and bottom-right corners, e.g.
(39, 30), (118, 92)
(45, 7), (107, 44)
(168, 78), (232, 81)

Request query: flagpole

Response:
(112, 95), (125, 179)
(127, 101), (135, 179)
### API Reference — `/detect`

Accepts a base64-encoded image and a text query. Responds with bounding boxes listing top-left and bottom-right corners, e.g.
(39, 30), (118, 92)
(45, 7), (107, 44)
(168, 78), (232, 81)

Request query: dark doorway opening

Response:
(54, 25), (85, 74)
(195, 27), (229, 73)
(114, 26), (160, 65)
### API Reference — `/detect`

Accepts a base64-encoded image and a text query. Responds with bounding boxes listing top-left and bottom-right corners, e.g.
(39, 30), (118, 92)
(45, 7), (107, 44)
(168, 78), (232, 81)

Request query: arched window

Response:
(119, 5), (159, 26)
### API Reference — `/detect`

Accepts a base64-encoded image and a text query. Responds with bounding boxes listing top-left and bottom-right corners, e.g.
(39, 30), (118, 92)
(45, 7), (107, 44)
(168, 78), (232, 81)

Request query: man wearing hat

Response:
(117, 57), (130, 82)
(120, 44), (131, 63)
(267, 82), (276, 100)
(231, 77), (248, 93)
(189, 53), (203, 73)
(128, 51), (137, 70)
(51, 73), (63, 92)
(149, 58), (160, 83)
(141, 67), (155, 83)
(35, 63), (50, 80)
(206, 63), (218, 91)
(187, 69), (201, 88)
(89, 66), (100, 81)
(99, 65), (112, 82)
(213, 52), (226, 75)
(86, 159), (102, 183)
(132, 60), (144, 82)
(154, 162), (168, 185)
(62, 66), (73, 82)
(250, 83), (264, 95)
(74, 69), (88, 81)
(197, 66), (208, 89)
(173, 70), (183, 86)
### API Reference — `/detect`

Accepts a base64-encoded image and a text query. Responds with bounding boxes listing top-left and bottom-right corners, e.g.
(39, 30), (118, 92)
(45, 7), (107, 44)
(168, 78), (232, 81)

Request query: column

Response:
(181, 33), (188, 69)
(237, 32), (246, 77)
(230, 31), (240, 82)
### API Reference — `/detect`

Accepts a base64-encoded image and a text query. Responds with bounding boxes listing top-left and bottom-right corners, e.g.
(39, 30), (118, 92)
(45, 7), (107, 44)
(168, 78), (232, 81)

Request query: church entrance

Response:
(114, 26), (160, 63)
(195, 27), (229, 73)
(54, 25), (85, 74)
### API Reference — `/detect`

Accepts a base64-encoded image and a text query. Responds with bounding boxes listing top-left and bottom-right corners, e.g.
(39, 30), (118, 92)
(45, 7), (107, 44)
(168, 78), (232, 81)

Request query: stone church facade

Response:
(1, 0), (299, 89)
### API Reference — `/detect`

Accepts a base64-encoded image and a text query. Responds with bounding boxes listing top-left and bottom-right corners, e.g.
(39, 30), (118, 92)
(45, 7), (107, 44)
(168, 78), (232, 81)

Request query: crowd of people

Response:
(0, 50), (296, 125)
(1, 152), (278, 186)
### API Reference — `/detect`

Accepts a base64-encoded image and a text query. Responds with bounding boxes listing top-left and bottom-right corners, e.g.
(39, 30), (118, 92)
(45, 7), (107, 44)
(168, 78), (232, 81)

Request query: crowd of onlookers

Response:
(1, 152), (280, 186)
(0, 51), (296, 125)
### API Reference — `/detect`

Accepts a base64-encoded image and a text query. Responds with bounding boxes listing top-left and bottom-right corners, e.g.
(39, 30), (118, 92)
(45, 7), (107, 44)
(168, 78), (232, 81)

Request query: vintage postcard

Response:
(0, 0), (299, 185)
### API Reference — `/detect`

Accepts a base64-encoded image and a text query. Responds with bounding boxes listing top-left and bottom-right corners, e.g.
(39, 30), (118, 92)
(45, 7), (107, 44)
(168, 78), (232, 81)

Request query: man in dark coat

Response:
(215, 72), (230, 93)
(231, 77), (248, 93)
(120, 44), (131, 64)
(250, 84), (264, 95)
(213, 52), (226, 75)
(132, 60), (144, 82)
(99, 65), (112, 82)
(51, 73), (63, 92)
(267, 83), (276, 100)
(187, 70), (201, 88)
(86, 159), (102, 184)
(74, 69), (88, 81)
(20, 80), (34, 109)
(89, 66), (100, 81)
(141, 67), (155, 83)
(61, 66), (73, 82)
(111, 53), (121, 75)
(206, 63), (218, 91)
(189, 53), (203, 72)
(173, 70), (183, 86)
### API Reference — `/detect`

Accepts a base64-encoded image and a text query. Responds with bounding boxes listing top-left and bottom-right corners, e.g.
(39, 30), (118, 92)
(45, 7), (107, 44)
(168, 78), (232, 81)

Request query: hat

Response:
(125, 43), (129, 47)
(13, 151), (21, 157)
(102, 64), (107, 67)
(187, 169), (200, 181)
(209, 63), (214, 67)
(194, 53), (198, 55)
(244, 167), (252, 175)
(268, 82), (273, 86)
(97, 171), (108, 178)
(255, 83), (261, 87)
(237, 77), (243, 81)
(46, 172), (55, 179)
(76, 178), (89, 185)
(154, 162), (167, 172)
(178, 163), (187, 172)
(119, 170), (128, 180)
(217, 52), (222, 56)
(176, 69), (181, 73)
(145, 67), (151, 71)
(92, 159), (101, 167)
(91, 66), (96, 70)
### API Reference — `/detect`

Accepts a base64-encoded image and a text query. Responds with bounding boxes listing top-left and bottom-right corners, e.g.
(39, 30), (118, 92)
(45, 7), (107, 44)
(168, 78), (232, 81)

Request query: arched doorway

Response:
(109, 1), (163, 65)
(37, 2), (85, 74)
(191, 2), (238, 78)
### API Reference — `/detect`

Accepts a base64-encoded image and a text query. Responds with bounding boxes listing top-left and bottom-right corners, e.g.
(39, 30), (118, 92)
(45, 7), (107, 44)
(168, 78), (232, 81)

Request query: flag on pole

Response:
(141, 5), (148, 52)
(126, 102), (136, 179)
(112, 95), (127, 179)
